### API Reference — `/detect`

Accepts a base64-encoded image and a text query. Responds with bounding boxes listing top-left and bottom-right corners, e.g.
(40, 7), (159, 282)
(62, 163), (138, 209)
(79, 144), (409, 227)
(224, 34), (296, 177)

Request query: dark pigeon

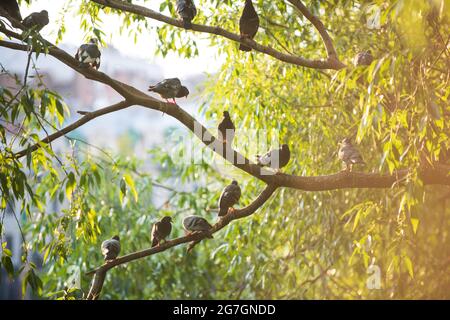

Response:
(22, 10), (49, 32)
(256, 144), (290, 171)
(148, 78), (189, 104)
(354, 50), (374, 66)
(176, 0), (197, 30)
(0, 0), (22, 24)
(75, 38), (101, 70)
(338, 138), (365, 171)
(218, 111), (235, 144)
(101, 235), (121, 261)
(218, 180), (241, 217)
(239, 0), (259, 51)
(182, 215), (213, 238)
(151, 216), (172, 247)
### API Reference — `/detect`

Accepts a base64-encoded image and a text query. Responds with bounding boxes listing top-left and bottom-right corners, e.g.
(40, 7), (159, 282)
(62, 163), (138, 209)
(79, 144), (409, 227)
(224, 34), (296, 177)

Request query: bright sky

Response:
(23, 0), (221, 77)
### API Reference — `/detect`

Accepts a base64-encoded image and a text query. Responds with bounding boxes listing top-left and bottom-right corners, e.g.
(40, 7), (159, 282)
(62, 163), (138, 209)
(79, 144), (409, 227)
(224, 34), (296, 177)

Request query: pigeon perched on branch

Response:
(22, 10), (49, 32)
(0, 0), (22, 24)
(101, 235), (121, 261)
(218, 111), (235, 144)
(75, 38), (101, 70)
(256, 144), (291, 172)
(239, 0), (259, 52)
(218, 180), (241, 217)
(148, 78), (189, 104)
(151, 216), (172, 247)
(176, 0), (197, 29)
(353, 50), (373, 66)
(182, 215), (213, 238)
(338, 138), (365, 171)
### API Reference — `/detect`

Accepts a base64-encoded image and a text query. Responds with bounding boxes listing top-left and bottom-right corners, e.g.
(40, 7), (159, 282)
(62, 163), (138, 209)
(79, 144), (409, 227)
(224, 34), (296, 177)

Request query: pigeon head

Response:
(40, 10), (49, 16)
(231, 180), (238, 186)
(162, 216), (172, 223)
(177, 86), (189, 98)
(112, 235), (120, 241)
(89, 38), (99, 45)
(223, 111), (230, 118)
(281, 144), (289, 151)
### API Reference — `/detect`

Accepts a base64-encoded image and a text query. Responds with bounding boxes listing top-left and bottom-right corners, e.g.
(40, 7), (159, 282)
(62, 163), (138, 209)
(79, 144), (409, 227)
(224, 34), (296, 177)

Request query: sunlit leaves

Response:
(0, 0), (448, 300)
(22, 267), (43, 297)
(123, 173), (138, 202)
(1, 243), (14, 279)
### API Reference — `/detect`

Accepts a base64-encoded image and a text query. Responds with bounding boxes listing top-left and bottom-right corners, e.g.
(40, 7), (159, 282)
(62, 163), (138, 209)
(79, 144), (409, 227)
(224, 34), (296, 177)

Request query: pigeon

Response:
(101, 235), (121, 261)
(151, 216), (172, 247)
(218, 180), (241, 217)
(338, 138), (365, 171)
(176, 0), (197, 30)
(75, 38), (101, 70)
(218, 111), (235, 144)
(239, 0), (259, 52)
(0, 0), (22, 24)
(182, 215), (213, 238)
(256, 144), (291, 171)
(148, 78), (189, 104)
(22, 10), (49, 32)
(353, 50), (373, 66)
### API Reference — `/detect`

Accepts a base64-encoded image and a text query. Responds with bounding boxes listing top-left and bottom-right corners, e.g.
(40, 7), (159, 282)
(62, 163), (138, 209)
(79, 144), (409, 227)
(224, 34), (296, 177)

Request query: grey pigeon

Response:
(218, 111), (235, 144)
(0, 0), (22, 23)
(22, 10), (49, 32)
(218, 180), (241, 217)
(256, 144), (290, 171)
(182, 215), (213, 238)
(101, 235), (121, 261)
(338, 138), (365, 171)
(151, 216), (172, 247)
(239, 0), (259, 51)
(75, 38), (101, 70)
(148, 78), (189, 104)
(176, 0), (197, 29)
(353, 50), (373, 66)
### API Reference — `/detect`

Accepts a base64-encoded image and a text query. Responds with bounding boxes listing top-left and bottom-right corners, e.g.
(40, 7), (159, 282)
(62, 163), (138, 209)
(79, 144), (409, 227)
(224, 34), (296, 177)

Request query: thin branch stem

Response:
(85, 184), (277, 299)
(89, 0), (345, 70)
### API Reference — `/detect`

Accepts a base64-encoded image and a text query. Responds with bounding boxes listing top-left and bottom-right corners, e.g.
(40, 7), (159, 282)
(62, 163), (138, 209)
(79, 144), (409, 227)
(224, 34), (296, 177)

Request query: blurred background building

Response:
(0, 43), (207, 299)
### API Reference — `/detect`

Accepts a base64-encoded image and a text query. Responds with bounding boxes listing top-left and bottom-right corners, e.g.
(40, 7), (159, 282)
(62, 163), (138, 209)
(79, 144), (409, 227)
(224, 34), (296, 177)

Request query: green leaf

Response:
(410, 218), (419, 234)
(123, 173), (138, 202)
(65, 172), (76, 201)
(1, 256), (14, 278)
(404, 256), (414, 279)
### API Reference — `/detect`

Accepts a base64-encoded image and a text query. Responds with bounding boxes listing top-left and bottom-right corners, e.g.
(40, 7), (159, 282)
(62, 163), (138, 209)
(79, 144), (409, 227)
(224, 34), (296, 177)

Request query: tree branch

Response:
(0, 36), (448, 189)
(85, 184), (278, 299)
(89, 0), (345, 70)
(14, 100), (131, 158)
(0, 5), (448, 301)
(287, 0), (339, 59)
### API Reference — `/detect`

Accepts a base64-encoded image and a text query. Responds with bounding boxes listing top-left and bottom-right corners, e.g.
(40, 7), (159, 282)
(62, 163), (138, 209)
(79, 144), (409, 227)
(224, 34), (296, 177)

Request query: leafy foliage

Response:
(0, 0), (449, 299)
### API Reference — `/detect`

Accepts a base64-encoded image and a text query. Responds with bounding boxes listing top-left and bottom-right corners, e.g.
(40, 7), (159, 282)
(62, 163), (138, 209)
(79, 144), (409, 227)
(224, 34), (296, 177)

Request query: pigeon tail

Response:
(351, 156), (365, 165)
(104, 253), (116, 261)
(218, 207), (228, 217)
(182, 18), (192, 29)
(239, 44), (252, 52)
(151, 237), (158, 248)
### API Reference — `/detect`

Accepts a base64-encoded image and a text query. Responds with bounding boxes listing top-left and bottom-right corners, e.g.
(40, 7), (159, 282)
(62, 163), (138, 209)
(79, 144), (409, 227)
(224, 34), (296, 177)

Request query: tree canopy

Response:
(0, 0), (449, 299)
